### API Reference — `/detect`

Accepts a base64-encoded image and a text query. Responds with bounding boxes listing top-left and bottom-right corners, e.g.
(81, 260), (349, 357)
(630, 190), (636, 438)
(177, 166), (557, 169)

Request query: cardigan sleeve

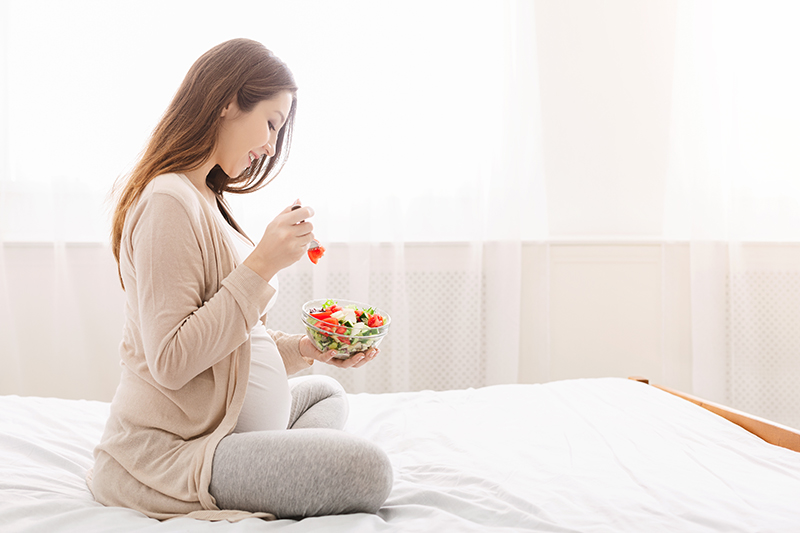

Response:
(130, 191), (275, 390)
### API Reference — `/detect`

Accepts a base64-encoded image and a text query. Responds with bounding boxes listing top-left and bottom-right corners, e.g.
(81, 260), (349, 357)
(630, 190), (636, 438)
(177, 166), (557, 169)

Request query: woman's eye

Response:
(268, 122), (275, 131)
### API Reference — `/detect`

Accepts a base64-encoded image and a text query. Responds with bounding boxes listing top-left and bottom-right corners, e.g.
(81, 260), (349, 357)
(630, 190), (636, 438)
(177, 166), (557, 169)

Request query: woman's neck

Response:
(182, 163), (218, 206)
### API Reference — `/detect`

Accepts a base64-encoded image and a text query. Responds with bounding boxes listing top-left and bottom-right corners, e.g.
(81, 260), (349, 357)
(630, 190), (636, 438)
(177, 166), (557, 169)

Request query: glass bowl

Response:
(301, 299), (391, 359)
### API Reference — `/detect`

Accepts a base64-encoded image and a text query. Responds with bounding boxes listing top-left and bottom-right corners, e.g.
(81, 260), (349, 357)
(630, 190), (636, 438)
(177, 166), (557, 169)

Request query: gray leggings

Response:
(209, 375), (393, 519)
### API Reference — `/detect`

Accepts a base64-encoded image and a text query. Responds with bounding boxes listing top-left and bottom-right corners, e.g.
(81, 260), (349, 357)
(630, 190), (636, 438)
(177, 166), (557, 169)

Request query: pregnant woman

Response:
(86, 38), (392, 521)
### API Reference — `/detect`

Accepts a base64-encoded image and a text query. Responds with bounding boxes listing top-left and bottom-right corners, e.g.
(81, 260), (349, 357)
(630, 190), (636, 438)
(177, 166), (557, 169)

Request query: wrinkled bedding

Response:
(2, 377), (800, 532)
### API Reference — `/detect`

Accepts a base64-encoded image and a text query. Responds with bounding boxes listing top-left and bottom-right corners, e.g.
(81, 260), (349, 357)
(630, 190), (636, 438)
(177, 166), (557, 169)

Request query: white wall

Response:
(518, 242), (692, 393)
(0, 244), (125, 401)
(512, 1), (692, 389)
(6, 1), (785, 403)
(535, 0), (678, 238)
(511, 2), (695, 391)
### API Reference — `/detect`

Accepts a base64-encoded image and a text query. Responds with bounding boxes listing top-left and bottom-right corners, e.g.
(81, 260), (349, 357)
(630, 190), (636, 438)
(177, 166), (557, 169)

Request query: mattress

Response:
(2, 377), (800, 532)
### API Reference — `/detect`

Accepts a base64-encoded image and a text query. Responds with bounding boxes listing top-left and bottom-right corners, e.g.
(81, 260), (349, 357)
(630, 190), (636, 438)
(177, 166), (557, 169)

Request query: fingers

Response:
(287, 203), (315, 225)
(289, 221), (314, 244)
(357, 348), (378, 366)
(316, 349), (338, 364)
(325, 348), (379, 368)
(285, 204), (314, 242)
(290, 207), (315, 225)
(251, 203), (318, 276)
(270, 205), (313, 246)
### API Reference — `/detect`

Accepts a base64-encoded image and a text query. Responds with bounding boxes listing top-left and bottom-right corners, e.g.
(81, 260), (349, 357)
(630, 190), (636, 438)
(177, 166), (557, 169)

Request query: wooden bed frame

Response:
(628, 376), (800, 453)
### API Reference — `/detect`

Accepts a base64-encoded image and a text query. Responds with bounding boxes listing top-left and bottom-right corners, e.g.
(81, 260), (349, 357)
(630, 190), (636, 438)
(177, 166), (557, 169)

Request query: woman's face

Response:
(217, 90), (293, 177)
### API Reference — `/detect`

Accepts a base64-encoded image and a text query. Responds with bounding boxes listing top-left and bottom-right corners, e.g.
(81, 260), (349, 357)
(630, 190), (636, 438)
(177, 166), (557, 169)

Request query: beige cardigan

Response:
(87, 173), (311, 521)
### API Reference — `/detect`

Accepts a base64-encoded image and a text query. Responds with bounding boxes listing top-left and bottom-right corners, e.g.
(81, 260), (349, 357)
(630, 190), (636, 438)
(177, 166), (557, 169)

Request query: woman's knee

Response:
(357, 441), (394, 513)
(290, 374), (346, 398)
(210, 429), (393, 517)
(322, 433), (393, 514)
(288, 375), (349, 430)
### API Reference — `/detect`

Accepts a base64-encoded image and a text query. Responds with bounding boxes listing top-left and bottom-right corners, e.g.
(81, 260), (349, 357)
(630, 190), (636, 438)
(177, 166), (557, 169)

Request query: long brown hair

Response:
(110, 38), (298, 288)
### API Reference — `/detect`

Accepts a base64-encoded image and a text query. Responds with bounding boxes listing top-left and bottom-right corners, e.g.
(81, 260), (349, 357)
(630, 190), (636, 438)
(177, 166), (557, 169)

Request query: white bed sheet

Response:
(2, 377), (800, 532)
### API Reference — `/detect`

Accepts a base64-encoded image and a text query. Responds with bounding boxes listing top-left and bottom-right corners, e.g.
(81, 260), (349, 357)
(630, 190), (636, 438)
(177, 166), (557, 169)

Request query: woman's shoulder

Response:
(145, 173), (198, 202)
(128, 173), (206, 227)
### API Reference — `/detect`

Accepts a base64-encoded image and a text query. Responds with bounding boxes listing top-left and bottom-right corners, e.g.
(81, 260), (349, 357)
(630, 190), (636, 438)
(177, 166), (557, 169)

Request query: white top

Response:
(215, 208), (291, 432)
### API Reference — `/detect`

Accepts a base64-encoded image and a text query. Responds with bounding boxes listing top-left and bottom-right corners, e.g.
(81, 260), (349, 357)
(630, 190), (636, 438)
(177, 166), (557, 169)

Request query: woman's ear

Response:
(221, 99), (238, 118)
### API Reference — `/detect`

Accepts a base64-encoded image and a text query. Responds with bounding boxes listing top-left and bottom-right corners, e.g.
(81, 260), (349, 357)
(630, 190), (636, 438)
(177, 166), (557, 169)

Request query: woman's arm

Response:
(267, 329), (313, 375)
(130, 191), (274, 390)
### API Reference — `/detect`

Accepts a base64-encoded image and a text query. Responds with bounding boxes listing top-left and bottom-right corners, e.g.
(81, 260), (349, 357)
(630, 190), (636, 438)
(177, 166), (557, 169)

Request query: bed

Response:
(3, 377), (800, 532)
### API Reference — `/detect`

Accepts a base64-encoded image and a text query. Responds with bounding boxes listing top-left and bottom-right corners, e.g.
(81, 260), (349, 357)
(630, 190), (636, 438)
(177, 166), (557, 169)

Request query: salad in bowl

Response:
(302, 299), (390, 359)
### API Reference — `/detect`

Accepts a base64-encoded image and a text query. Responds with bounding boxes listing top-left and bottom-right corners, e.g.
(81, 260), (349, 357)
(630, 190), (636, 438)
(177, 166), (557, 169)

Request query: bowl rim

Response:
(301, 298), (391, 328)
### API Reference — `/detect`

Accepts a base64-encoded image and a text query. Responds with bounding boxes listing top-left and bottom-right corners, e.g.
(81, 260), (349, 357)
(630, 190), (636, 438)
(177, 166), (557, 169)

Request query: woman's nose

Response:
(263, 131), (277, 157)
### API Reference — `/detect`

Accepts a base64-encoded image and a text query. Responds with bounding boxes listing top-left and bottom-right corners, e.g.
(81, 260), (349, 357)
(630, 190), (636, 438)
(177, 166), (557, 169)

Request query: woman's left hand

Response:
(299, 336), (378, 369)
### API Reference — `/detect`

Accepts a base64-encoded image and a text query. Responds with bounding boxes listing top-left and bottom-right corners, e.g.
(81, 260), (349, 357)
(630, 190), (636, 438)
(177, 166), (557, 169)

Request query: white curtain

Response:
(0, 1), (543, 398)
(666, 0), (800, 428)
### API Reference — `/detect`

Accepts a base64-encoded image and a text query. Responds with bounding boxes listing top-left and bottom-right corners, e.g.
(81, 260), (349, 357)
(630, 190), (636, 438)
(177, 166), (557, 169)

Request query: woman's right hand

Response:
(243, 202), (315, 281)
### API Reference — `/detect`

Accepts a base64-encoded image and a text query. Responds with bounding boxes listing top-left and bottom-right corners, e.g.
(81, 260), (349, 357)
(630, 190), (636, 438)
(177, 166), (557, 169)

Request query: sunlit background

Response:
(2, 0), (800, 429)
(0, 0), (543, 243)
